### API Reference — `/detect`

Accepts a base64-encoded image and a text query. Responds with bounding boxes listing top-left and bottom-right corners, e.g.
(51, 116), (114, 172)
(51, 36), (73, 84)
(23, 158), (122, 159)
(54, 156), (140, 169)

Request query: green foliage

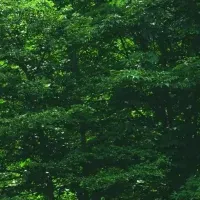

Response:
(1, 0), (200, 199)
(171, 174), (200, 200)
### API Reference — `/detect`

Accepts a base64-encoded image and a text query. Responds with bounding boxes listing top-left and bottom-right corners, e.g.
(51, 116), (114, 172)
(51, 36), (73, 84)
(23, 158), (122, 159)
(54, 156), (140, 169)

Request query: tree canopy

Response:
(1, 0), (200, 199)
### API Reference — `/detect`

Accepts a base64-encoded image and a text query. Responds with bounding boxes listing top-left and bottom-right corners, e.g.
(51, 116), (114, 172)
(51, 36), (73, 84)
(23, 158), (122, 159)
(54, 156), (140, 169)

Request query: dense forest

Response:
(1, 0), (200, 199)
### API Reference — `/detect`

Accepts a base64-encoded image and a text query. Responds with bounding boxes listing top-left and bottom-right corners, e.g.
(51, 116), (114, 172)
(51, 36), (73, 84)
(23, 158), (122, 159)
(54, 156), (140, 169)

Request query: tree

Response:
(1, 0), (200, 199)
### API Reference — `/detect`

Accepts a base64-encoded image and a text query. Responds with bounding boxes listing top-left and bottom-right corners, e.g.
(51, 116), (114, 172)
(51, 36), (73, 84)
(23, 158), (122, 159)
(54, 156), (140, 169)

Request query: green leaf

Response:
(0, 99), (6, 104)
